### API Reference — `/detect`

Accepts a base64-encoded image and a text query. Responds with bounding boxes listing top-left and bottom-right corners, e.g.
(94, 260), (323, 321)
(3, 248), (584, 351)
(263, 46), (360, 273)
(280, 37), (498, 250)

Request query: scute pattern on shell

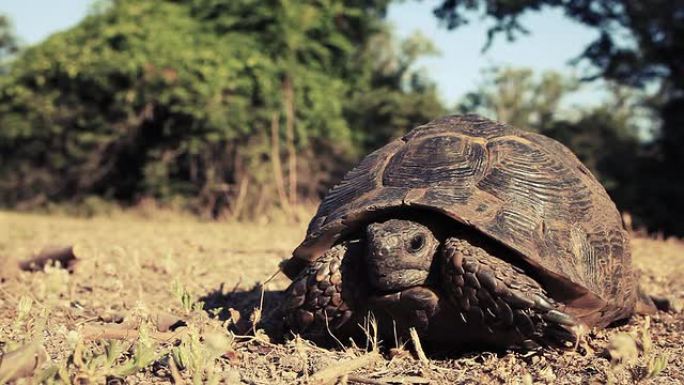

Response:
(292, 114), (635, 327)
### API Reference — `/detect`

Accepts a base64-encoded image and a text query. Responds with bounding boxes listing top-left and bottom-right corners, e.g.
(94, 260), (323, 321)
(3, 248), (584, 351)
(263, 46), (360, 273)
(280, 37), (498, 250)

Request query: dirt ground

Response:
(0, 210), (682, 384)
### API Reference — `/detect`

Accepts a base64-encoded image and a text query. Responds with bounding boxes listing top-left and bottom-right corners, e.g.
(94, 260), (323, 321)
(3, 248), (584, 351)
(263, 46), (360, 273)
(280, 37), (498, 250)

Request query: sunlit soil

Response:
(0, 211), (682, 384)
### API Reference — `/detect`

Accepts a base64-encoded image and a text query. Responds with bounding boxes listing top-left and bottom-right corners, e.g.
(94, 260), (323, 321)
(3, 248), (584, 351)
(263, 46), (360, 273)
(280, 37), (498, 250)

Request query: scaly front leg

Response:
(441, 238), (579, 349)
(282, 241), (366, 341)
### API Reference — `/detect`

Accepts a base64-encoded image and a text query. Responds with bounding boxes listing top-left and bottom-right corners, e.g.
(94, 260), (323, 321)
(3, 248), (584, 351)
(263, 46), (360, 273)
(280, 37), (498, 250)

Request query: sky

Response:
(1, 0), (603, 106)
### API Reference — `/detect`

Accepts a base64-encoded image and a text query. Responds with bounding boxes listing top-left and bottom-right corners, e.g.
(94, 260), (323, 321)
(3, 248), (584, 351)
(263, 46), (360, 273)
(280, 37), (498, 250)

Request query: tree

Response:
(0, 15), (19, 72)
(432, 0), (684, 234)
(0, 0), (443, 219)
(0, 0), (351, 215)
(344, 28), (446, 152)
(456, 66), (576, 131)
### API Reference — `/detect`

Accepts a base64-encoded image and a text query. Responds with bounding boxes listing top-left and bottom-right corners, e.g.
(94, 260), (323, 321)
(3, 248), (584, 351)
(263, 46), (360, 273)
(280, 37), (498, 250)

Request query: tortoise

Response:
(280, 114), (651, 350)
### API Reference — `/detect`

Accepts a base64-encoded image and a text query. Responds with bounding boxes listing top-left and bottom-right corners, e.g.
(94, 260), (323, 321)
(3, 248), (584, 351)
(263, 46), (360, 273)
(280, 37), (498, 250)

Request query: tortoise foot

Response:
(441, 237), (579, 349)
(282, 242), (363, 340)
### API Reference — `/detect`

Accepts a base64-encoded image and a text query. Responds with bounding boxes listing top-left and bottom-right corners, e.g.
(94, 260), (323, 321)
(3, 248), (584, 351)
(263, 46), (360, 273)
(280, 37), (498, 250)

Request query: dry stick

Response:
(408, 328), (429, 365)
(168, 356), (185, 385)
(0, 342), (49, 382)
(381, 376), (430, 384)
(246, 270), (280, 336)
(308, 351), (381, 385)
(345, 374), (388, 385)
(19, 244), (85, 272)
(324, 310), (346, 350)
(256, 269), (285, 325)
(90, 311), (185, 334)
(79, 324), (187, 342)
(154, 311), (187, 333)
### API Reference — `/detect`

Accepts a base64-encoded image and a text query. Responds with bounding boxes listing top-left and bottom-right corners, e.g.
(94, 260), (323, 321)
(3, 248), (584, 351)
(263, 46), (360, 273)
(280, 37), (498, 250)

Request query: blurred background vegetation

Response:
(0, 0), (681, 235)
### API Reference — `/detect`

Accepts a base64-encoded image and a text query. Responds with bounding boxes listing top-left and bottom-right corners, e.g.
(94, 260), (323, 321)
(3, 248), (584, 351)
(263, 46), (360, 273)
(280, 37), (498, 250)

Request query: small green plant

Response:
(171, 327), (233, 385)
(42, 327), (163, 383)
(173, 280), (194, 313)
(112, 328), (158, 377)
(11, 296), (33, 333)
(15, 296), (33, 321)
(645, 354), (669, 379)
(32, 263), (71, 305)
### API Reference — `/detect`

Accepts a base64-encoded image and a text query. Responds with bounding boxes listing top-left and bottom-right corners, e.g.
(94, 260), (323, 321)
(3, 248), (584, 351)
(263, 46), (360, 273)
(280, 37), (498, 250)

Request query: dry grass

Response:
(0, 210), (682, 384)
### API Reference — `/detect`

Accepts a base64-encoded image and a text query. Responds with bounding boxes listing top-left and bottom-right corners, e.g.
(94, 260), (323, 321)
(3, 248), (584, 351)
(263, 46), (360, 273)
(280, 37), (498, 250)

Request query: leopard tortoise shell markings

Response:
(282, 114), (638, 348)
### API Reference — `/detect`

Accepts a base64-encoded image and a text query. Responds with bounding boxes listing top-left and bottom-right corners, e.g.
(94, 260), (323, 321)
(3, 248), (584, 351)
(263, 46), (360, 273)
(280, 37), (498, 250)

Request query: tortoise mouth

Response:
(367, 269), (431, 292)
(369, 285), (420, 299)
(368, 284), (440, 306)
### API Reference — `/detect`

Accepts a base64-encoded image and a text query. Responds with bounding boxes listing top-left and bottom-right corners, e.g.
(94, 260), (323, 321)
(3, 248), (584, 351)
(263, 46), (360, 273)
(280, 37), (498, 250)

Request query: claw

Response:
(532, 294), (554, 311)
(286, 293), (306, 309)
(504, 291), (535, 308)
(291, 279), (307, 296)
(520, 339), (541, 351)
(465, 272), (481, 289)
(543, 309), (576, 326)
(496, 299), (514, 325)
(545, 325), (577, 343)
(477, 270), (498, 291)
(315, 263), (330, 282)
(330, 272), (342, 285)
(297, 309), (314, 328)
(337, 310), (353, 328)
(459, 312), (467, 323)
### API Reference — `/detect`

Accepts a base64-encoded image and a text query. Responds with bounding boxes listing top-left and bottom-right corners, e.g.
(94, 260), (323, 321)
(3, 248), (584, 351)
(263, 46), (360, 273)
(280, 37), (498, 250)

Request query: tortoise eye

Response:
(409, 234), (425, 252)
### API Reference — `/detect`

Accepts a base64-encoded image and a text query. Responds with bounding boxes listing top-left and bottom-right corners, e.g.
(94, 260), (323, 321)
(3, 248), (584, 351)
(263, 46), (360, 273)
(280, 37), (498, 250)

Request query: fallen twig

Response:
(408, 328), (429, 365)
(168, 355), (185, 385)
(154, 311), (187, 332)
(346, 374), (388, 385)
(382, 376), (431, 384)
(0, 342), (49, 382)
(347, 375), (431, 385)
(79, 324), (187, 342)
(308, 351), (381, 385)
(19, 244), (86, 273)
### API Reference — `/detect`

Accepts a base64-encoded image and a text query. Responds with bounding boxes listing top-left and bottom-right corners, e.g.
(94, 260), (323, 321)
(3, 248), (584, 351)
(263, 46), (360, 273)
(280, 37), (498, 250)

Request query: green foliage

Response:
(0, 14), (19, 64)
(171, 328), (232, 384)
(457, 66), (577, 131)
(1, 1), (261, 203)
(345, 28), (446, 152)
(0, 0), (442, 218)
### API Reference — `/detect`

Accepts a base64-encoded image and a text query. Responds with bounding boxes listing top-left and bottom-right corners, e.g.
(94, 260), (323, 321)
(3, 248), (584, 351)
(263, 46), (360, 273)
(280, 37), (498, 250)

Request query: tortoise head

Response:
(365, 219), (439, 291)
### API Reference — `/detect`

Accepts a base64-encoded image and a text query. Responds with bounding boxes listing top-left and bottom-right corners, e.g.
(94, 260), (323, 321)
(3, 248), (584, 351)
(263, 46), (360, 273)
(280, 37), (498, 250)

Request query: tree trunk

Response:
(230, 174), (249, 220)
(271, 112), (291, 214)
(283, 75), (297, 206)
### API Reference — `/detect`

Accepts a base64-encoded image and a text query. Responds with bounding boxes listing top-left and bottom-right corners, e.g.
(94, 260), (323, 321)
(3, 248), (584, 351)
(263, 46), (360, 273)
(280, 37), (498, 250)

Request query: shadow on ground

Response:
(200, 283), (289, 341)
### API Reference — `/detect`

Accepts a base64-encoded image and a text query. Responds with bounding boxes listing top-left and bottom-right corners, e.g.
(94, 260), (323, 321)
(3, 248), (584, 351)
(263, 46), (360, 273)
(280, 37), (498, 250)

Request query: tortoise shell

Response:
(287, 115), (636, 326)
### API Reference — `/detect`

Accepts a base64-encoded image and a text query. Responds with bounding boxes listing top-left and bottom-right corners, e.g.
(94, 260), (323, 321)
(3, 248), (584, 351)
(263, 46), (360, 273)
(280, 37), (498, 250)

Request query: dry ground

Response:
(0, 210), (682, 384)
